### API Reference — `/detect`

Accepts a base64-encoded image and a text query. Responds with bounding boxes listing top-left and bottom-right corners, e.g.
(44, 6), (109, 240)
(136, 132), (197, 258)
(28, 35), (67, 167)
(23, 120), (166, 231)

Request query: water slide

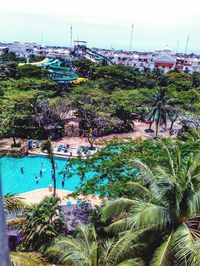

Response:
(84, 47), (114, 65)
(19, 58), (78, 83)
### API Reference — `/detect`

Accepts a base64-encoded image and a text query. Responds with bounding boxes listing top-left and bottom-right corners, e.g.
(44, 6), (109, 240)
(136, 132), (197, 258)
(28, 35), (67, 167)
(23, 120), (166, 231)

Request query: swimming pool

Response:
(0, 155), (81, 195)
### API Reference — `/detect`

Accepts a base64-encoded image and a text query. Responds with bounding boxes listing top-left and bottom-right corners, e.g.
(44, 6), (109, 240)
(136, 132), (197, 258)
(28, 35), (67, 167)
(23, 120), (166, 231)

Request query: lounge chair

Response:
(77, 200), (82, 206)
(27, 140), (33, 149)
(66, 201), (72, 206)
(35, 140), (41, 148)
(57, 145), (64, 152)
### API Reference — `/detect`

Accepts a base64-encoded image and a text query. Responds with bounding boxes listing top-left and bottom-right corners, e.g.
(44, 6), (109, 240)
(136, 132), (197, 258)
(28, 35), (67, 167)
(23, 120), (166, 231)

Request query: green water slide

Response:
(49, 69), (78, 82)
(85, 47), (114, 65)
(40, 58), (78, 82)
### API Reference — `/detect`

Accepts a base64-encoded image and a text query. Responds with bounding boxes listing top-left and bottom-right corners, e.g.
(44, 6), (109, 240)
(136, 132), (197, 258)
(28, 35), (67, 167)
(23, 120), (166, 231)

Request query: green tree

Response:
(167, 71), (192, 91)
(101, 146), (200, 265)
(17, 64), (48, 78)
(47, 223), (141, 266)
(18, 196), (64, 253)
(145, 88), (177, 138)
(0, 90), (39, 144)
(191, 71), (200, 88)
(71, 87), (118, 148)
(0, 49), (18, 62)
(74, 58), (97, 78)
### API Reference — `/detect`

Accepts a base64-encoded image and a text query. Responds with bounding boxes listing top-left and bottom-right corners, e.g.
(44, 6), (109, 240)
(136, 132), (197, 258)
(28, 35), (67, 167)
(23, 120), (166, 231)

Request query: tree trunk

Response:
(50, 158), (56, 197)
(12, 136), (16, 146)
(170, 120), (175, 130)
(52, 166), (56, 197)
(155, 114), (161, 138)
(87, 135), (94, 149)
(155, 122), (159, 138)
(0, 178), (11, 266)
(149, 122), (153, 130)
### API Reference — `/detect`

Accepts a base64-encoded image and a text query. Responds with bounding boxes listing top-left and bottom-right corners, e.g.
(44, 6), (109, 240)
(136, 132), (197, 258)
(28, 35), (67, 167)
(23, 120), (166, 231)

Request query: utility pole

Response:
(129, 23), (134, 52)
(176, 40), (179, 54)
(70, 25), (73, 48)
(41, 33), (44, 46)
(185, 35), (190, 55)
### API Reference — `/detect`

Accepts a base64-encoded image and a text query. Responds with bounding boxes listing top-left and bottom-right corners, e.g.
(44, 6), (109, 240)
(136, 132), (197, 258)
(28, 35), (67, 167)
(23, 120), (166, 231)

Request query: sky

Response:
(0, 0), (200, 53)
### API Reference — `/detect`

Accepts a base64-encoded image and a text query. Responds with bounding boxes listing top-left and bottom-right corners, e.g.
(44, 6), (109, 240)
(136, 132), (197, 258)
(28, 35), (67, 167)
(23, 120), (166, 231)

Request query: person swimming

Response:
(40, 169), (43, 177)
(20, 166), (24, 174)
(61, 179), (65, 188)
(35, 176), (39, 184)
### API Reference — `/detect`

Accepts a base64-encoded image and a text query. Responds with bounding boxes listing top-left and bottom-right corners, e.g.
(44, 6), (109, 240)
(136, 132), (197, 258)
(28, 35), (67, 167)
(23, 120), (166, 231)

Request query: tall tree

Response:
(18, 196), (64, 252)
(47, 223), (142, 266)
(101, 146), (200, 265)
(41, 139), (56, 196)
(145, 88), (177, 138)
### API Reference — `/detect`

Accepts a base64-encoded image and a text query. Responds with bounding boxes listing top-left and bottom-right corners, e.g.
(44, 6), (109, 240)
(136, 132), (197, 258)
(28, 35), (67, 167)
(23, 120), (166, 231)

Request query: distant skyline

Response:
(1, 0), (200, 53)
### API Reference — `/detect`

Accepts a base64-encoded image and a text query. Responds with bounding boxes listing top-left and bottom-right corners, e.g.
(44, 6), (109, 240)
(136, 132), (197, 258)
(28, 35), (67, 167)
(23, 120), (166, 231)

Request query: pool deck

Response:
(0, 121), (181, 158)
(18, 188), (102, 207)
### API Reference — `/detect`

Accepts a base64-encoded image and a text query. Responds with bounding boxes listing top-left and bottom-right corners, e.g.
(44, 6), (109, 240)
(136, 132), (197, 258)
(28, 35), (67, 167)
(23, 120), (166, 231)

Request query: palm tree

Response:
(101, 146), (200, 265)
(4, 193), (27, 214)
(0, 193), (27, 265)
(145, 88), (177, 138)
(41, 139), (56, 196)
(46, 223), (142, 266)
(18, 196), (64, 253)
(10, 252), (47, 266)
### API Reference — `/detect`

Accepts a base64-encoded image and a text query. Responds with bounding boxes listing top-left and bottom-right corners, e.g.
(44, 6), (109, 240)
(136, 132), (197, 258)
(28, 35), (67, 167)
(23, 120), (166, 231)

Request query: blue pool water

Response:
(0, 155), (81, 195)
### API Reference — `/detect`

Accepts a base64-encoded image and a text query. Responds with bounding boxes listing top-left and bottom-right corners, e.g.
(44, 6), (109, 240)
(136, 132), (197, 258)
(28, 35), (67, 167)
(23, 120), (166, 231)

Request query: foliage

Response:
(3, 194), (27, 214)
(18, 196), (64, 253)
(17, 64), (48, 78)
(145, 88), (178, 137)
(10, 252), (48, 266)
(67, 138), (200, 198)
(46, 223), (142, 266)
(0, 90), (40, 142)
(101, 146), (200, 265)
(167, 71), (192, 91)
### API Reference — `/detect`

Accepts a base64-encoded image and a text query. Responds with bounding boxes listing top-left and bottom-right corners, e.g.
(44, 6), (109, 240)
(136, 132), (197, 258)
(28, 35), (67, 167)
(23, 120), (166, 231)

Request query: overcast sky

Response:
(0, 0), (200, 53)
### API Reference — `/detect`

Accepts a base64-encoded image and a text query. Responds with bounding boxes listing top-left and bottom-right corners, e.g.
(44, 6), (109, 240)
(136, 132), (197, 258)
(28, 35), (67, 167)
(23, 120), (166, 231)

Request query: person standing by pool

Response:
(63, 171), (66, 178)
(35, 176), (39, 184)
(66, 166), (70, 173)
(20, 166), (24, 174)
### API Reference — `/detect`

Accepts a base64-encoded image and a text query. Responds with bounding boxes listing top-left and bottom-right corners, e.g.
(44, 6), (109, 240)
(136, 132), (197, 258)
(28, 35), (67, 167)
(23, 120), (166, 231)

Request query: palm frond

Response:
(106, 229), (146, 265)
(150, 232), (173, 266)
(161, 144), (176, 178)
(187, 191), (200, 217)
(46, 237), (86, 265)
(129, 159), (156, 187)
(125, 182), (153, 201)
(106, 217), (135, 234)
(131, 200), (171, 231)
(10, 252), (47, 266)
(117, 258), (142, 266)
(4, 194), (27, 213)
(187, 153), (200, 181)
(171, 223), (200, 265)
(7, 217), (26, 229)
(101, 199), (134, 222)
